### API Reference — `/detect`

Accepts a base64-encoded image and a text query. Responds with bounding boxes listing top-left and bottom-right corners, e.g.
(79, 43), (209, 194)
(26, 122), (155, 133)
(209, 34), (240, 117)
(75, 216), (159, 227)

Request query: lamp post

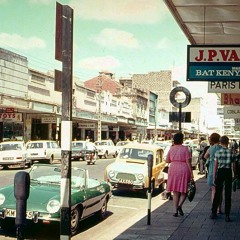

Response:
(97, 74), (102, 141)
(154, 98), (158, 141)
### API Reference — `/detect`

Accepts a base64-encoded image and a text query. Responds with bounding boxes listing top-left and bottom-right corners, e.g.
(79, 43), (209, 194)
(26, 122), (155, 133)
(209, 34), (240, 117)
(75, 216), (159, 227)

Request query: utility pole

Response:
(55, 2), (73, 239)
(97, 74), (102, 141)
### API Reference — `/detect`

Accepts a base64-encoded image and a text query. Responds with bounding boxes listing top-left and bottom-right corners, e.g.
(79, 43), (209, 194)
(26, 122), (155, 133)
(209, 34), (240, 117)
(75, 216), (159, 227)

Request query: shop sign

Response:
(208, 81), (240, 93)
(101, 125), (108, 131)
(41, 117), (57, 124)
(102, 115), (118, 123)
(235, 119), (240, 126)
(224, 106), (240, 119)
(117, 116), (128, 123)
(187, 45), (240, 81)
(128, 118), (135, 125)
(221, 93), (240, 105)
(78, 123), (96, 128)
(0, 113), (22, 122)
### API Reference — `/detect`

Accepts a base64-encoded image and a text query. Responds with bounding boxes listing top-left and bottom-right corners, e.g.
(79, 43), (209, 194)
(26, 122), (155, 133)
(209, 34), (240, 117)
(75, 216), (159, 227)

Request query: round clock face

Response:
(169, 86), (191, 108)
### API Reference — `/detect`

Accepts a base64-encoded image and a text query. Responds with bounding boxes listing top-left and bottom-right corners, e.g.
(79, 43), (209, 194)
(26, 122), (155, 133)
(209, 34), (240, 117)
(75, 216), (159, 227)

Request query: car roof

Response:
(123, 143), (163, 151)
(0, 141), (24, 144)
(27, 140), (56, 143)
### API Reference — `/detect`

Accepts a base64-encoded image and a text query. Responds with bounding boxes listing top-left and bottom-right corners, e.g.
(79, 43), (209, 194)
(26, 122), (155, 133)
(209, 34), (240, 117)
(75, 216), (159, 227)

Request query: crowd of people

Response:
(165, 132), (238, 222)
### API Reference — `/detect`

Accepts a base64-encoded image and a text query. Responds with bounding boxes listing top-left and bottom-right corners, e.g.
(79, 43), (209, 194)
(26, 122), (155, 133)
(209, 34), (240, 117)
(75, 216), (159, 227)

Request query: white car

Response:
(26, 140), (61, 165)
(94, 140), (118, 159)
(0, 141), (27, 169)
(104, 143), (166, 195)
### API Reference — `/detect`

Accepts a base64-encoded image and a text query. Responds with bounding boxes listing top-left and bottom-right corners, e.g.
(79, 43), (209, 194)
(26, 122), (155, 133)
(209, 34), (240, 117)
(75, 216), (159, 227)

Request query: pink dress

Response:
(166, 145), (191, 193)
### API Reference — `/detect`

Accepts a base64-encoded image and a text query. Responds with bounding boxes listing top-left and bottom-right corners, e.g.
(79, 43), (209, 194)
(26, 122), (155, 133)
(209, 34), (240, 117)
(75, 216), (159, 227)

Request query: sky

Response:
(0, 0), (220, 127)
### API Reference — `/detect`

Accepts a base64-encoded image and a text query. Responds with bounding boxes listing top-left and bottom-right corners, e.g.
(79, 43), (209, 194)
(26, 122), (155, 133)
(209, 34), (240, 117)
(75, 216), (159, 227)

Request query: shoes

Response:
(210, 213), (218, 219)
(177, 206), (184, 216)
(173, 212), (178, 217)
(225, 216), (230, 222)
(218, 210), (223, 214)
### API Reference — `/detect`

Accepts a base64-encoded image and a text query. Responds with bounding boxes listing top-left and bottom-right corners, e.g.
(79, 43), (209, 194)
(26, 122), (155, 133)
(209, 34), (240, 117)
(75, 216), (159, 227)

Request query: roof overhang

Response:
(164, 0), (240, 45)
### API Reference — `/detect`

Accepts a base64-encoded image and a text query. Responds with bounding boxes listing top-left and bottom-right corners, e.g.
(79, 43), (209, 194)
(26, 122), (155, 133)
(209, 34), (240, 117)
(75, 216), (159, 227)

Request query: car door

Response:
(51, 141), (62, 160)
(153, 149), (165, 187)
(81, 179), (106, 218)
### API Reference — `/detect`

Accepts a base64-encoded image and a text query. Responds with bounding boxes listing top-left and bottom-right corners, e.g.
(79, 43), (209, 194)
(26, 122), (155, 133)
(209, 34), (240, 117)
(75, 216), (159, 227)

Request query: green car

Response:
(0, 164), (112, 236)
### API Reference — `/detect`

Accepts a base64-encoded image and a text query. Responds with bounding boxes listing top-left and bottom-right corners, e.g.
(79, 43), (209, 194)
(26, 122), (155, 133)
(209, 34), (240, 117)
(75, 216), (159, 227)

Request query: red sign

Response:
(221, 93), (240, 105)
(5, 108), (14, 113)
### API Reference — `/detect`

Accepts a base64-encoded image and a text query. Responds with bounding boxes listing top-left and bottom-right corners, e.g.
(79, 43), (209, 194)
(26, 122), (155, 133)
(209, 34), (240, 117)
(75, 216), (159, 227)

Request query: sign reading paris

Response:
(187, 45), (240, 81)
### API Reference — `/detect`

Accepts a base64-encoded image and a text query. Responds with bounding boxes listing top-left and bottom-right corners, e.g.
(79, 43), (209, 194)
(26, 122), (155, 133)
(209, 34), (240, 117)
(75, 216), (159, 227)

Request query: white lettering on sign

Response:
(0, 113), (22, 122)
(196, 69), (240, 77)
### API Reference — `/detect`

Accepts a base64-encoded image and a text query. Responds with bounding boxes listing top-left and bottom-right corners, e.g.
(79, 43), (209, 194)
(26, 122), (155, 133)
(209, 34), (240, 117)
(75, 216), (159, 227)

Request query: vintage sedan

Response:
(0, 141), (27, 169)
(72, 140), (98, 162)
(104, 143), (166, 195)
(0, 164), (112, 235)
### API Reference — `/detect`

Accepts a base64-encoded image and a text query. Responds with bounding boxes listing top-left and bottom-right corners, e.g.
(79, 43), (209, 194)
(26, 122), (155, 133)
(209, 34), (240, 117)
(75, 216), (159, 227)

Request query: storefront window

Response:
(3, 122), (24, 141)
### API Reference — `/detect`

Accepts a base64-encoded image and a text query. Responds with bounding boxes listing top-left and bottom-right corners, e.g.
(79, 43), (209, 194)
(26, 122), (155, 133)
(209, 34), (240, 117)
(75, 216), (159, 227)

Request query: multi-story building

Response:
(0, 47), (215, 142)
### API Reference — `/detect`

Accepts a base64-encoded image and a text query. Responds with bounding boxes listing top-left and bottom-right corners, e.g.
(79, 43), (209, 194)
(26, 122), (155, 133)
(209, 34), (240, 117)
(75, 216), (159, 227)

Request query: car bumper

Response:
(0, 208), (60, 223)
(0, 160), (25, 165)
(108, 181), (145, 190)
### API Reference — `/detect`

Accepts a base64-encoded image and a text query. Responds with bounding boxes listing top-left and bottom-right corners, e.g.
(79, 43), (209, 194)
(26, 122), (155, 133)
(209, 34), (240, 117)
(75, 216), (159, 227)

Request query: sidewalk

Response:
(114, 176), (240, 240)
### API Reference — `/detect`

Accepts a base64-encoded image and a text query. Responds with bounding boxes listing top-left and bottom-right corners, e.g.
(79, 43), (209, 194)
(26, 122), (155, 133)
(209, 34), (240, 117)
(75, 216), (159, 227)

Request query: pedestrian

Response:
(198, 138), (208, 175)
(210, 135), (236, 222)
(204, 133), (222, 213)
(166, 132), (193, 217)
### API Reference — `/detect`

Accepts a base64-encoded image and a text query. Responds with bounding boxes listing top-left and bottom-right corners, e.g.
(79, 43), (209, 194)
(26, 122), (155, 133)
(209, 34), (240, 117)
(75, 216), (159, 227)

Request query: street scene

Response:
(1, 0), (240, 240)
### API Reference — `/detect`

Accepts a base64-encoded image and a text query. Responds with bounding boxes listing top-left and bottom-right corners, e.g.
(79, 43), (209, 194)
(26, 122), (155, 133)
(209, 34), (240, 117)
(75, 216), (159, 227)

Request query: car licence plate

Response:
(118, 179), (133, 185)
(5, 209), (33, 219)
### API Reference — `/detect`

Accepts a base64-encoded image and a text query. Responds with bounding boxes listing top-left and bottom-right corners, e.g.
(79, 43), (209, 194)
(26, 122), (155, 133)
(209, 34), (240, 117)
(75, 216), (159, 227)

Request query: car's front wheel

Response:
(96, 198), (108, 220)
(71, 206), (81, 236)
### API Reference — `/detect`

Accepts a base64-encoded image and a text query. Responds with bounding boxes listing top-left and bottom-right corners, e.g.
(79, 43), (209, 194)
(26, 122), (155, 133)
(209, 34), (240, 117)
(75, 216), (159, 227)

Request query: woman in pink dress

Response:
(166, 132), (193, 217)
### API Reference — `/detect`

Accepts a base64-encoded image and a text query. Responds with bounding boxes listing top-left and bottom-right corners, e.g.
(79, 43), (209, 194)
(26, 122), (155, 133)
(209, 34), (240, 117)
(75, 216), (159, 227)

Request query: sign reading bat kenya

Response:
(187, 45), (240, 81)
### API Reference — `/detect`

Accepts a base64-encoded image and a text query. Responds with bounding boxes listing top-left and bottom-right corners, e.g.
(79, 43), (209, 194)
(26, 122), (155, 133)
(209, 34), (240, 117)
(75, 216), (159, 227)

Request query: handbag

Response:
(187, 179), (196, 202)
(233, 178), (237, 192)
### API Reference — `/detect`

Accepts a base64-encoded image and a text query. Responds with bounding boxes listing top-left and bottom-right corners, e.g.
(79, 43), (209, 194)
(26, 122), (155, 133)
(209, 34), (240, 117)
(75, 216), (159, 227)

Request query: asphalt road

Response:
(0, 158), (171, 240)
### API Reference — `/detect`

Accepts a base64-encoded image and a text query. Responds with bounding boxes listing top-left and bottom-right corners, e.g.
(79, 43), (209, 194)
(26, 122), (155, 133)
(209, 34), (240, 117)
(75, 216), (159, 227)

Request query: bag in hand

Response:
(187, 179), (196, 202)
(233, 178), (237, 192)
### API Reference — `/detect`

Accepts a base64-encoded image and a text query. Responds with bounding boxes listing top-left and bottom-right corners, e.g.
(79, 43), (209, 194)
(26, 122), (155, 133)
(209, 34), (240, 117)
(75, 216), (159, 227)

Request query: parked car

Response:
(95, 140), (118, 159)
(0, 141), (27, 169)
(72, 140), (98, 161)
(104, 143), (166, 195)
(0, 164), (112, 236)
(115, 141), (131, 155)
(26, 140), (61, 165)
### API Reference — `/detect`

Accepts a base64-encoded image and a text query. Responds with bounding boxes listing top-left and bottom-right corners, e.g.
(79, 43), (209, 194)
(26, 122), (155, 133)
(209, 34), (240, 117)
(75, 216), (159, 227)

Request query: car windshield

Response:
(0, 143), (22, 151)
(27, 142), (43, 149)
(72, 142), (84, 148)
(29, 165), (87, 188)
(119, 148), (153, 160)
(95, 142), (107, 146)
(116, 142), (128, 146)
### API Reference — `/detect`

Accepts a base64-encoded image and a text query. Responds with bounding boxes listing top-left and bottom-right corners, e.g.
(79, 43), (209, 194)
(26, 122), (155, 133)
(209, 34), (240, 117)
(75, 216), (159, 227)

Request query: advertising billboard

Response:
(187, 45), (240, 81)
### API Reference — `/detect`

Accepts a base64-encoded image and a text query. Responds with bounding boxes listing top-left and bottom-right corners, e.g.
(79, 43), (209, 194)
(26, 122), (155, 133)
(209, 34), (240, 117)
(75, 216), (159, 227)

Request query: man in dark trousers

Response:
(210, 136), (236, 222)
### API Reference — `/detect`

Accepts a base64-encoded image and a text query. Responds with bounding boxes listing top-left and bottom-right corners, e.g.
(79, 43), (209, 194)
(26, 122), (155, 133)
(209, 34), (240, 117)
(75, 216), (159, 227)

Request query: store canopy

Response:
(164, 0), (240, 45)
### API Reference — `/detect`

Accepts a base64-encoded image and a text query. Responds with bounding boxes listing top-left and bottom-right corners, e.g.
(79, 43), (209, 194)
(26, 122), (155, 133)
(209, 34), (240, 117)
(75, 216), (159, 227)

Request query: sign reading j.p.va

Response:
(187, 45), (240, 81)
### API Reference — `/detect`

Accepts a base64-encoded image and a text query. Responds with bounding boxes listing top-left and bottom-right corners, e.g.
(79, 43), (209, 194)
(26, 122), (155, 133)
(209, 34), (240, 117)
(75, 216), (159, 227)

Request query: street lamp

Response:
(97, 74), (102, 141)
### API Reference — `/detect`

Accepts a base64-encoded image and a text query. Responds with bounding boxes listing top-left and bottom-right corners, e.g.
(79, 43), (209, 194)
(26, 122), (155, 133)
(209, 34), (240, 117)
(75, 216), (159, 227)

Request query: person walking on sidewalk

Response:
(204, 132), (223, 213)
(210, 135), (237, 222)
(166, 132), (193, 217)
